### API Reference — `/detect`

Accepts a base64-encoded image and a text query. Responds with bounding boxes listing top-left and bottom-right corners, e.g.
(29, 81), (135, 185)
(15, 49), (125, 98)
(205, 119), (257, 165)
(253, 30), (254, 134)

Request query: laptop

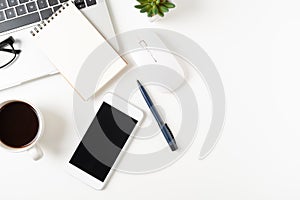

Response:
(0, 0), (116, 90)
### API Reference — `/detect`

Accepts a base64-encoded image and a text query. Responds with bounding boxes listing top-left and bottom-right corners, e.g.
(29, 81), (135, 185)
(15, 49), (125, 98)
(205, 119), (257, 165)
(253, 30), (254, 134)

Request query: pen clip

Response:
(164, 123), (178, 151)
(164, 123), (175, 141)
(139, 40), (158, 63)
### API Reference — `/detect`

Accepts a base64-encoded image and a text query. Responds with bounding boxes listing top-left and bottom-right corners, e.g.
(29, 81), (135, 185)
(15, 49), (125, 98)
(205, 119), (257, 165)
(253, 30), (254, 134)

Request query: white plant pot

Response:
(149, 15), (162, 22)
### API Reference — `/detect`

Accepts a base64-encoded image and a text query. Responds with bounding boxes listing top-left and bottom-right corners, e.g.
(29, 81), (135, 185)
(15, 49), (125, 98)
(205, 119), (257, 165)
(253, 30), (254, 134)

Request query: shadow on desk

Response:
(39, 109), (67, 156)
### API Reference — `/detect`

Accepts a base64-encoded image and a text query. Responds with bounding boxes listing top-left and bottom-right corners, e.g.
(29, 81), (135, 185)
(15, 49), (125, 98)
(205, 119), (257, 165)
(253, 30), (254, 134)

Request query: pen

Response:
(137, 80), (178, 151)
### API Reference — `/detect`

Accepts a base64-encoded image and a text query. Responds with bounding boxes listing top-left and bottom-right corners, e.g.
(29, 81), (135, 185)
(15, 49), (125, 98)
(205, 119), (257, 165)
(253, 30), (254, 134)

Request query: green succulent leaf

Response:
(135, 5), (145, 9)
(163, 2), (176, 8)
(140, 5), (151, 13)
(159, 5), (169, 13)
(158, 10), (164, 17)
(137, 0), (148, 3)
(152, 5), (158, 15)
(148, 11), (153, 17)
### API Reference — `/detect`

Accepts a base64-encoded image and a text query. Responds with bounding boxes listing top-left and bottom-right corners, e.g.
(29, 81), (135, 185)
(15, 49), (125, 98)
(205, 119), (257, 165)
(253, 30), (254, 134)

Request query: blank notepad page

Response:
(31, 2), (126, 100)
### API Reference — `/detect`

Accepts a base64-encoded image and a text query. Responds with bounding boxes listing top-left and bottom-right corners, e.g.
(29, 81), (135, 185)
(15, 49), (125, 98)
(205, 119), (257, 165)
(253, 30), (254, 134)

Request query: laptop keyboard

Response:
(0, 0), (97, 33)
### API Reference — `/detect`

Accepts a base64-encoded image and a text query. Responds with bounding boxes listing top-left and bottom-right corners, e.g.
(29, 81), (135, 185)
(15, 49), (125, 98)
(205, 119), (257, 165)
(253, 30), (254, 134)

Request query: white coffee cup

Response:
(0, 100), (44, 161)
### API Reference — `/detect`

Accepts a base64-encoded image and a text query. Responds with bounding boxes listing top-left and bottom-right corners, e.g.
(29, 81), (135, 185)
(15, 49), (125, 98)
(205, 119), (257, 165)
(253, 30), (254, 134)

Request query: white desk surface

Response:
(1, 0), (300, 199)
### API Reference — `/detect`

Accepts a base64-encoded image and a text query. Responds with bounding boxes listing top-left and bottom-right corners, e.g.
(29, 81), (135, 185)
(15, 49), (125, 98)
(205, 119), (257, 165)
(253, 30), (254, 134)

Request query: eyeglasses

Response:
(0, 36), (21, 69)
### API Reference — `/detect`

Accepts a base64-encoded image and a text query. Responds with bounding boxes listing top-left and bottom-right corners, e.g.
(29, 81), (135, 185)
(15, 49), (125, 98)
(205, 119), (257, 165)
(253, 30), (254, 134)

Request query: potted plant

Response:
(134, 0), (176, 22)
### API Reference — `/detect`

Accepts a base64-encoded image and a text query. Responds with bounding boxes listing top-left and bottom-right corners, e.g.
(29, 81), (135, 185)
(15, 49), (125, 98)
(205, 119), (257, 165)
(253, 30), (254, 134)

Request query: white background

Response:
(1, 0), (300, 199)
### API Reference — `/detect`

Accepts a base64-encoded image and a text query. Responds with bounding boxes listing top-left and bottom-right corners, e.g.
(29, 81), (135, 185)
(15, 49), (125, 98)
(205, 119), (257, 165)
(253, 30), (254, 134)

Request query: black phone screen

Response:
(69, 102), (138, 182)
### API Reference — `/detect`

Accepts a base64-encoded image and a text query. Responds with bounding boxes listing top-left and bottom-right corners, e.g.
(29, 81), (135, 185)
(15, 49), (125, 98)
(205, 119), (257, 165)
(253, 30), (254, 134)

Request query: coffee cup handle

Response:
(27, 144), (43, 161)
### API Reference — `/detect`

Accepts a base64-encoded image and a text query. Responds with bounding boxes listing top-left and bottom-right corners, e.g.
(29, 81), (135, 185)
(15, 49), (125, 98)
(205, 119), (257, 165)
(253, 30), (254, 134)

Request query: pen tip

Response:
(137, 80), (142, 86)
(170, 142), (178, 151)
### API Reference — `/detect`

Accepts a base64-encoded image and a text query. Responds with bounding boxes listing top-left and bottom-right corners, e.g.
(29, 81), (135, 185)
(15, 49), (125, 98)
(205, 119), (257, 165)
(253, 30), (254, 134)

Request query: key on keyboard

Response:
(0, 10), (5, 21)
(86, 0), (96, 7)
(0, 12), (40, 33)
(0, 0), (7, 10)
(16, 4), (26, 16)
(48, 0), (58, 6)
(36, 0), (48, 9)
(19, 0), (29, 3)
(74, 0), (85, 9)
(7, 0), (18, 7)
(5, 8), (16, 19)
(26, 1), (37, 12)
(40, 8), (52, 19)
(53, 4), (61, 12)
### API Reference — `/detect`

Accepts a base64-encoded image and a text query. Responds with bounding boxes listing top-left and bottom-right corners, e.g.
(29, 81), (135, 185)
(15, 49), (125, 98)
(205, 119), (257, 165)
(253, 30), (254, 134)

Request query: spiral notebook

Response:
(30, 1), (126, 100)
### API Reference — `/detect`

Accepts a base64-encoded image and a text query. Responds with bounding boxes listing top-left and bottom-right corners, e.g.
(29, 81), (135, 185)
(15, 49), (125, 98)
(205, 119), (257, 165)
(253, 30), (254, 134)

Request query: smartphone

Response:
(66, 93), (143, 190)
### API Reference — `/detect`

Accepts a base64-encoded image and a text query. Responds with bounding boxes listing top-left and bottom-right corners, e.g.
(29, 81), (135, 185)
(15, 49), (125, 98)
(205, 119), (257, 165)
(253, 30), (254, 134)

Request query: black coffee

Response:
(0, 102), (39, 148)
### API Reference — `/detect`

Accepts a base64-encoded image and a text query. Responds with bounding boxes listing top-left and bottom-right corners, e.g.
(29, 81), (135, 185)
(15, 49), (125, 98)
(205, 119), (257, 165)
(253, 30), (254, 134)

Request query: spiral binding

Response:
(30, 2), (71, 36)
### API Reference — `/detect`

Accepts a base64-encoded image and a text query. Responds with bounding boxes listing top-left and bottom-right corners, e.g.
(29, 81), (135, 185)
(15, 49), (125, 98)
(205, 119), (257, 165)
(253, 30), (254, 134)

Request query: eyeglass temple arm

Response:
(0, 36), (15, 49)
(0, 42), (9, 49)
(0, 48), (21, 54)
